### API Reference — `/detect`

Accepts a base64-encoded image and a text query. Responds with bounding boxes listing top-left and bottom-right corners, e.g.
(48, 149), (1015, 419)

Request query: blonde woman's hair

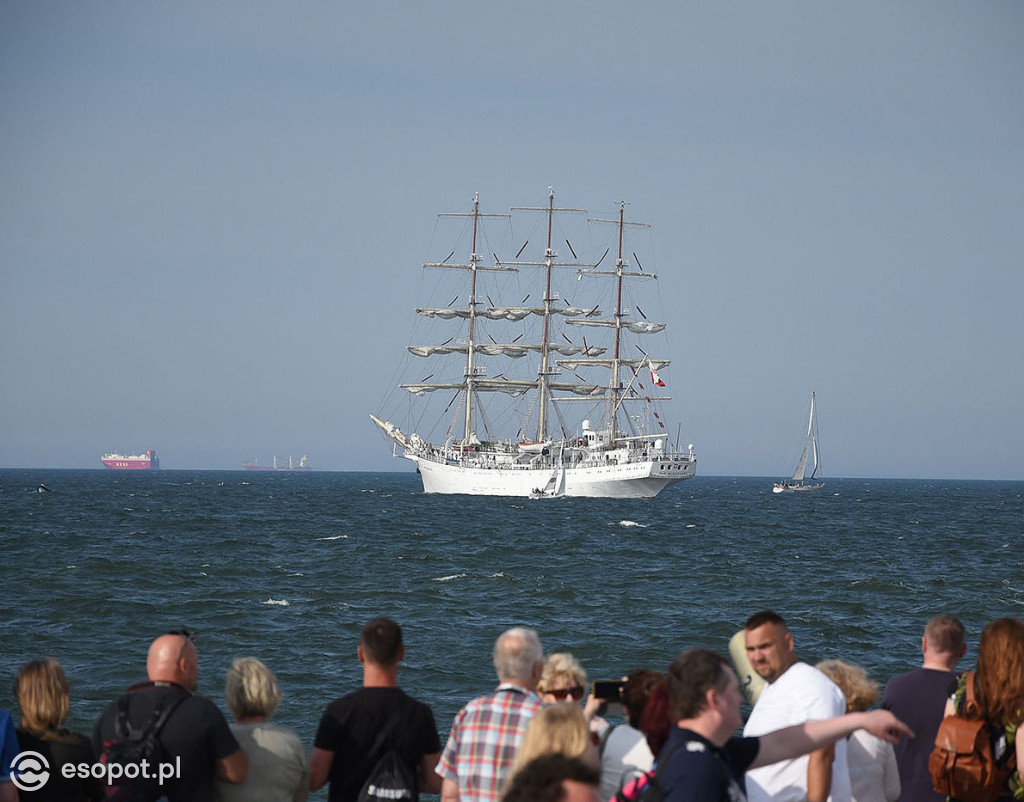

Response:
(816, 659), (878, 713)
(512, 703), (590, 773)
(15, 658), (70, 735)
(537, 652), (587, 694)
(224, 657), (283, 719)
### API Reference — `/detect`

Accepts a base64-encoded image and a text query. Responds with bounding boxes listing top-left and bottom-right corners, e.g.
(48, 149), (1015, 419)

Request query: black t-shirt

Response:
(656, 727), (760, 802)
(882, 667), (959, 802)
(314, 686), (442, 802)
(15, 728), (104, 801)
(91, 682), (240, 802)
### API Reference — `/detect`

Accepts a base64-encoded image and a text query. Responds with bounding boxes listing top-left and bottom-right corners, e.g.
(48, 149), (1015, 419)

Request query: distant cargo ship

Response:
(243, 455), (311, 471)
(101, 450), (160, 470)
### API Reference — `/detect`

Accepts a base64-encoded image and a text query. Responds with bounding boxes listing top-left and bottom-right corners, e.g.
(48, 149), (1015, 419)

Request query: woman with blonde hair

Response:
(215, 657), (309, 802)
(14, 658), (103, 801)
(538, 653), (588, 705)
(817, 659), (899, 802)
(942, 616), (1024, 799)
(511, 703), (599, 776)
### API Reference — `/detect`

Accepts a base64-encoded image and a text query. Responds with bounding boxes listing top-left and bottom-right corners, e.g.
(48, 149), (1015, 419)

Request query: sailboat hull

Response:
(411, 454), (695, 498)
(773, 481), (825, 494)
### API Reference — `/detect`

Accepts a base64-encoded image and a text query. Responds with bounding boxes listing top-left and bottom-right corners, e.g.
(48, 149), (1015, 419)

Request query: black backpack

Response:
(355, 707), (417, 802)
(100, 687), (188, 801)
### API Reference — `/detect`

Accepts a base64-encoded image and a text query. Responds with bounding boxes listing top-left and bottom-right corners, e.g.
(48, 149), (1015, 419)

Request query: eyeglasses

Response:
(166, 628), (194, 662)
(547, 686), (584, 701)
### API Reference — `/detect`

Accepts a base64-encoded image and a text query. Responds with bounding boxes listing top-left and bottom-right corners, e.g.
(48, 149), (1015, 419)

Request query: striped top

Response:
(436, 683), (544, 802)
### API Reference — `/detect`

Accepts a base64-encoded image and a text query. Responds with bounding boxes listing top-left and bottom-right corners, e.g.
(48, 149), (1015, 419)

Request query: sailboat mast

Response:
(463, 193), (481, 443)
(537, 189), (556, 441)
(609, 201), (626, 444)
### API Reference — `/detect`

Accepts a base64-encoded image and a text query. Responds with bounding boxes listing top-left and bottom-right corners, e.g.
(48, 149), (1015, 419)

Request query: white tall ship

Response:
(371, 190), (697, 498)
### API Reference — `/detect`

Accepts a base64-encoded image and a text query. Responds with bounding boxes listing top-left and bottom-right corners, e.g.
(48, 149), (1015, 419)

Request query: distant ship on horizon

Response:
(101, 450), (160, 470)
(243, 455), (311, 472)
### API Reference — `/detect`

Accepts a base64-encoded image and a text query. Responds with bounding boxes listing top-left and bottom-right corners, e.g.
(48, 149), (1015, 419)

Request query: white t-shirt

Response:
(597, 724), (654, 801)
(743, 662), (851, 802)
(847, 729), (900, 802)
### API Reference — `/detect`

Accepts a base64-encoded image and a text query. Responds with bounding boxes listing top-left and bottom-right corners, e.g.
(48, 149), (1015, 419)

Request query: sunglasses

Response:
(167, 628), (194, 662)
(547, 686), (584, 701)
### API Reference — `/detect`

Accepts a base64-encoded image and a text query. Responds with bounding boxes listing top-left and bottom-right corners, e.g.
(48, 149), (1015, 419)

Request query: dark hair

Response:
(666, 648), (731, 721)
(361, 617), (403, 665)
(622, 669), (665, 728)
(637, 681), (672, 756)
(501, 754), (600, 802)
(926, 614), (966, 654)
(745, 609), (788, 631)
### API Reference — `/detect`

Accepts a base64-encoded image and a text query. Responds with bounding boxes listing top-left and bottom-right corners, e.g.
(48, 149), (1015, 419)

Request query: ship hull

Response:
(243, 466), (312, 472)
(101, 450), (159, 470)
(410, 453), (695, 498)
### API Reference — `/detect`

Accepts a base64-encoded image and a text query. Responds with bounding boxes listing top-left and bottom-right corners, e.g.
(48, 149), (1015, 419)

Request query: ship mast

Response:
(610, 200), (626, 444)
(463, 194), (481, 443)
(422, 194), (513, 446)
(574, 203), (662, 444)
(538, 189), (555, 440)
(509, 188), (589, 442)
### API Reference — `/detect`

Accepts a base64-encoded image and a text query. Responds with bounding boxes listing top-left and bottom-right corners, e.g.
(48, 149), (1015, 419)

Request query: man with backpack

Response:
(645, 648), (912, 802)
(92, 629), (247, 801)
(310, 617), (442, 802)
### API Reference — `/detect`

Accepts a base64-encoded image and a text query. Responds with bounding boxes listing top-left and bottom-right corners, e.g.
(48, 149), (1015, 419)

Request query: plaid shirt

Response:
(436, 683), (543, 802)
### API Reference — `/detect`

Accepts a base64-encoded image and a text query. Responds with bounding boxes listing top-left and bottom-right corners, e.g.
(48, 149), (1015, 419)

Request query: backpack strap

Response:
(115, 685), (190, 741)
(349, 704), (411, 782)
(599, 724), (618, 757)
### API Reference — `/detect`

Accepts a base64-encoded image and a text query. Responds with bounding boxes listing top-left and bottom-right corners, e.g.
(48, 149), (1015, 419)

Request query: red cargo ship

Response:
(101, 450), (160, 470)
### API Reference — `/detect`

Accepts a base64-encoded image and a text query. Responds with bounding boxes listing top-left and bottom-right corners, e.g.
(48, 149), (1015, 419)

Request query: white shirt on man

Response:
(743, 662), (851, 802)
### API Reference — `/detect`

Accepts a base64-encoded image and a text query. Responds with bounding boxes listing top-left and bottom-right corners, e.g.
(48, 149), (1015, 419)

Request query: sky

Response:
(2, 1), (1022, 479)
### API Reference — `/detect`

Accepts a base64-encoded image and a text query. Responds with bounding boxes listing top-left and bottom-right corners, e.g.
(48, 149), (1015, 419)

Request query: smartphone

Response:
(592, 680), (623, 701)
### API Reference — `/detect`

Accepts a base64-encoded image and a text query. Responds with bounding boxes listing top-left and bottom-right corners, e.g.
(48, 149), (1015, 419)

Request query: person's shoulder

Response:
(793, 662), (842, 692)
(657, 730), (726, 799)
(184, 691), (226, 715)
(881, 667), (921, 697)
(246, 721), (306, 753)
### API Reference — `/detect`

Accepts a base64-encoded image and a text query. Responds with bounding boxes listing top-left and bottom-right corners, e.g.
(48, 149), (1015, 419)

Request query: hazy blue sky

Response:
(2, 2), (1022, 479)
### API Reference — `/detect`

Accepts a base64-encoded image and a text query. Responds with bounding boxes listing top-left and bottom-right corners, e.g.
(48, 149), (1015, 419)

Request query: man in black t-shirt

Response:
(882, 614), (966, 802)
(656, 648), (912, 802)
(310, 617), (442, 802)
(92, 630), (246, 802)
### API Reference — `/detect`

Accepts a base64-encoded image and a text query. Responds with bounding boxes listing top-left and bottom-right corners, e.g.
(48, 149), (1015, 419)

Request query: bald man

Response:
(93, 630), (246, 802)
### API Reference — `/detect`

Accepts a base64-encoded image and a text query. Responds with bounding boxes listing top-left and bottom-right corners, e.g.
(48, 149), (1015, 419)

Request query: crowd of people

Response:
(1, 612), (1022, 802)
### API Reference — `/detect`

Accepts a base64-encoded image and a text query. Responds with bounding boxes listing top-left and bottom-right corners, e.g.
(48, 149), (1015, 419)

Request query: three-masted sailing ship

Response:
(371, 190), (697, 498)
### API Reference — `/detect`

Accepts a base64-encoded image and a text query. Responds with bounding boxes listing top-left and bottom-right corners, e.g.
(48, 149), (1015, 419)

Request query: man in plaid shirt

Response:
(438, 627), (545, 802)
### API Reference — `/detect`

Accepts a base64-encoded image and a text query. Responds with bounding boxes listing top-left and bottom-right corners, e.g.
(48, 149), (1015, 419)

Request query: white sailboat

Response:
(773, 392), (825, 494)
(371, 190), (697, 498)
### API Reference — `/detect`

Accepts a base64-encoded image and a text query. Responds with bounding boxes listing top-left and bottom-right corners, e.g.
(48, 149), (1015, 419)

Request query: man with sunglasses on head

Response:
(437, 627), (545, 802)
(92, 629), (247, 801)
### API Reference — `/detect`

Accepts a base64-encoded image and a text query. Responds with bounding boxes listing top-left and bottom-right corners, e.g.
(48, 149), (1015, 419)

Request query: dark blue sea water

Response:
(2, 470), (1022, 797)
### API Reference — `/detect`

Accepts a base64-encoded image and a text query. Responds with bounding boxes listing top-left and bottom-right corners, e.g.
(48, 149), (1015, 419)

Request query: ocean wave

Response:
(434, 573), (468, 582)
(261, 598), (290, 606)
(618, 520), (647, 528)
(316, 535), (348, 541)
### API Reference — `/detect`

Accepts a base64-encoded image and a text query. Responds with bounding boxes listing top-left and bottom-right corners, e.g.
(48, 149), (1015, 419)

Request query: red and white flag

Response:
(650, 366), (666, 387)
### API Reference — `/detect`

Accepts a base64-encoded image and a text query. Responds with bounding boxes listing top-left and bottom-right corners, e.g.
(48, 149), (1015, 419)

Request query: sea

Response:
(2, 469), (1022, 797)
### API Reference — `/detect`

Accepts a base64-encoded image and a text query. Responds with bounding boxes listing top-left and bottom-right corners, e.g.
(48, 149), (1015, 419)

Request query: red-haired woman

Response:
(943, 617), (1024, 800)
